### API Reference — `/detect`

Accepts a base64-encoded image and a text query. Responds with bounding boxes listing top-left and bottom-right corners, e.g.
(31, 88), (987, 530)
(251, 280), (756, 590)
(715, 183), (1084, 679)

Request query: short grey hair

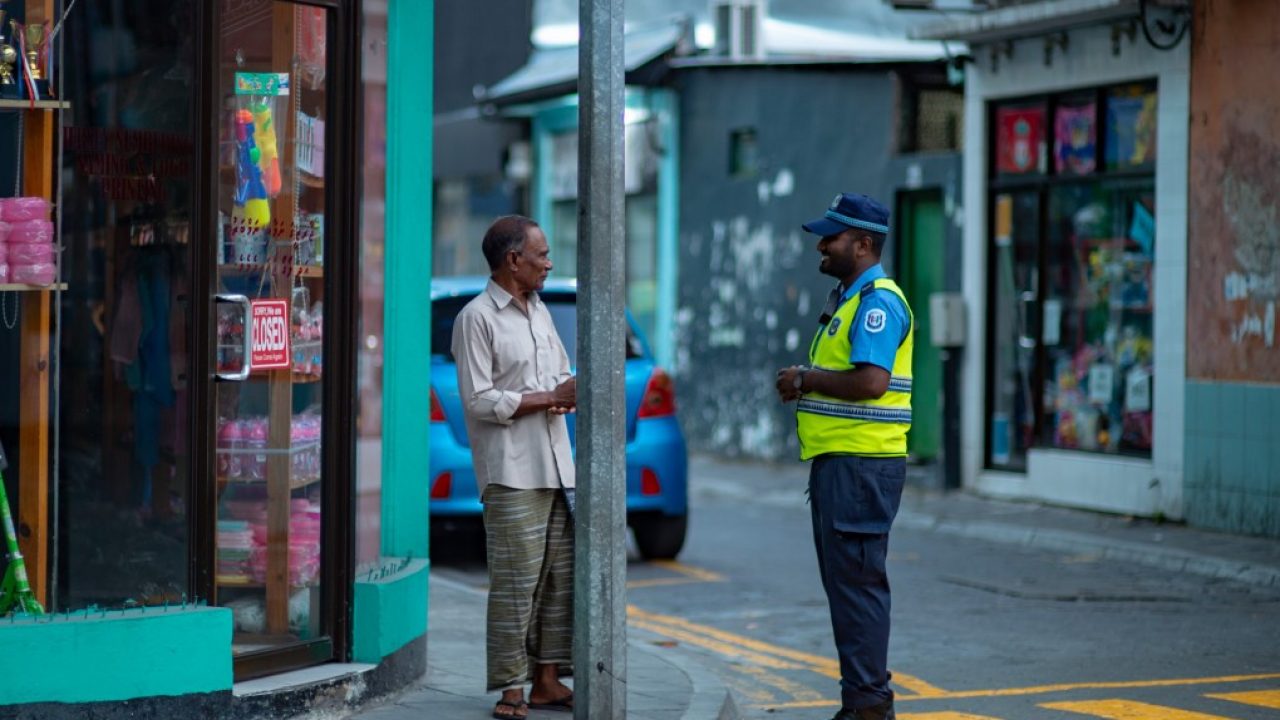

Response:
(482, 215), (540, 271)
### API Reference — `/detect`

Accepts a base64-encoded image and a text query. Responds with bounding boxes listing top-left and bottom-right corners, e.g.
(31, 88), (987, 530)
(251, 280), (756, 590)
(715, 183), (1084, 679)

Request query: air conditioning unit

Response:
(712, 0), (765, 60)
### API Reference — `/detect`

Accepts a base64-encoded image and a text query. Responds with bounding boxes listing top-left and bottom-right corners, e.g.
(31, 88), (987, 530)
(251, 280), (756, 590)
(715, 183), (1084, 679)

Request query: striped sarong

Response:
(482, 485), (575, 691)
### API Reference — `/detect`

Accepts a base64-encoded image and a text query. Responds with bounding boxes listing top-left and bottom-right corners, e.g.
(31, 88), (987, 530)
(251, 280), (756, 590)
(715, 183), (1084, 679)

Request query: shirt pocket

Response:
(491, 335), (531, 381)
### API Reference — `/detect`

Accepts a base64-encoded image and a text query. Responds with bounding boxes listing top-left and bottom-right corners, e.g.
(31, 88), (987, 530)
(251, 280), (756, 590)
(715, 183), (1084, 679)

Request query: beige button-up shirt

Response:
(451, 279), (575, 494)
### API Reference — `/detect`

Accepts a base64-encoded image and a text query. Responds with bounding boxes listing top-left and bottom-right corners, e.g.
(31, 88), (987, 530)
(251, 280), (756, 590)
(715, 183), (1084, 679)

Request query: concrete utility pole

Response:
(574, 0), (627, 718)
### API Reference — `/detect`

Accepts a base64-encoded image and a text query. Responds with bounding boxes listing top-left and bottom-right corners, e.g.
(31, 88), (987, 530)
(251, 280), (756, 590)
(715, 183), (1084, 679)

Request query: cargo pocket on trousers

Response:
(831, 459), (904, 535)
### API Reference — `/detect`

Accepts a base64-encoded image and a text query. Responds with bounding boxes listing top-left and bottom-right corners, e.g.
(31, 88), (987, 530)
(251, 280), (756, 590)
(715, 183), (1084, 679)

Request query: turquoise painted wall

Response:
(1184, 380), (1280, 537)
(382, 0), (433, 560)
(353, 559), (430, 663)
(0, 607), (231, 705)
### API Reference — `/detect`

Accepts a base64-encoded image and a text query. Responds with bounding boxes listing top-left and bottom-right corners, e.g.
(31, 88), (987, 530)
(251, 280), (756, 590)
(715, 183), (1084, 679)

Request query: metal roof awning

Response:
(482, 19), (688, 106)
(912, 0), (1148, 43)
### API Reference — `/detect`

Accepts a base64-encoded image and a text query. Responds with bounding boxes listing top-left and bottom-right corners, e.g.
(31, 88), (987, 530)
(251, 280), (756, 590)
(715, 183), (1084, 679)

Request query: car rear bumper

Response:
(428, 416), (688, 519)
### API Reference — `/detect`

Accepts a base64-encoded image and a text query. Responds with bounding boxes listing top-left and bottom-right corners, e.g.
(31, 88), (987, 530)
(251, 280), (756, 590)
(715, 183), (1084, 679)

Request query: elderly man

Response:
(776, 193), (914, 720)
(452, 215), (577, 719)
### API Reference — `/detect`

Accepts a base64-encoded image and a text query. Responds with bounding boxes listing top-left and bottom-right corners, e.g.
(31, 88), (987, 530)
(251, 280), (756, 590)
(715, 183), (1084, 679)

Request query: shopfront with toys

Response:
(930, 11), (1190, 519)
(1, 0), (432, 711)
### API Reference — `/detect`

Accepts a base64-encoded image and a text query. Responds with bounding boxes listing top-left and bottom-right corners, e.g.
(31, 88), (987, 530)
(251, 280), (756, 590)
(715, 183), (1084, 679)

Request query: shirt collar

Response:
(485, 278), (539, 310)
(840, 263), (887, 302)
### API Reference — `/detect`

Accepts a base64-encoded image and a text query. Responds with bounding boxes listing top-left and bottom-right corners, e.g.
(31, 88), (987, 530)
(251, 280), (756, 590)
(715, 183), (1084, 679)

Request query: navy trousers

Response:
(808, 454), (906, 711)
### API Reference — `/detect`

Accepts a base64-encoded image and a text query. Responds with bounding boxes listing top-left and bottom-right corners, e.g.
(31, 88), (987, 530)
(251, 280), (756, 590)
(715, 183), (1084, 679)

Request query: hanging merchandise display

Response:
(987, 82), (1158, 468)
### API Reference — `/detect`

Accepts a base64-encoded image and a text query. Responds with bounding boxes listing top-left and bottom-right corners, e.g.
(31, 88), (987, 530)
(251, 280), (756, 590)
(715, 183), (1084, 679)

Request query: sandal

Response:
(492, 698), (528, 719)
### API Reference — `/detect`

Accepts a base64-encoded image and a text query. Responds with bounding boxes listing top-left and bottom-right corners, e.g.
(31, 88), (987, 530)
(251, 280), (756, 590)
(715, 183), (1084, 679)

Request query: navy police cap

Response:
(802, 192), (890, 237)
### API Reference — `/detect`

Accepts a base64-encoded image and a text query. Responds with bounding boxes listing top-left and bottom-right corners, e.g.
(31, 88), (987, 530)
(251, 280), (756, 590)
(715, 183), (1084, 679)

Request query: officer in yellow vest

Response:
(775, 192), (912, 720)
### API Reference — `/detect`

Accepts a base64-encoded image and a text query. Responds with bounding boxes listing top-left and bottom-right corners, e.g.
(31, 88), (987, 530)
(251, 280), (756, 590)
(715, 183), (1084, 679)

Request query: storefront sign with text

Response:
(250, 300), (291, 371)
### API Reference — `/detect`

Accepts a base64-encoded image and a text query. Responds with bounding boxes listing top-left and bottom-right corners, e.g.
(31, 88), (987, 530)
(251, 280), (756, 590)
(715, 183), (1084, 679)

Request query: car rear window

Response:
(432, 292), (644, 363)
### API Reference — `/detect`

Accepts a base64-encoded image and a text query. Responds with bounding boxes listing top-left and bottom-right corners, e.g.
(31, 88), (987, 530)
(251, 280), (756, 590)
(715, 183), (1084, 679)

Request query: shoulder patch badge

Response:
(827, 316), (843, 336)
(864, 308), (887, 333)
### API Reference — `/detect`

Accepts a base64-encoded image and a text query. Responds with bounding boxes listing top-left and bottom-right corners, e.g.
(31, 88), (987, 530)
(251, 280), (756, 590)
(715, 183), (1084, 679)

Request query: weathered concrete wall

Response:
(672, 65), (961, 461)
(1185, 0), (1280, 537)
(1187, 0), (1280, 380)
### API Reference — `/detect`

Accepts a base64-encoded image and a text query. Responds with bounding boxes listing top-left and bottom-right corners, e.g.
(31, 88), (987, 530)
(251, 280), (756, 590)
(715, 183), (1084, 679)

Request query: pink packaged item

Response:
(0, 197), (50, 222)
(0, 264), (8, 284)
(10, 264), (55, 286)
(0, 242), (7, 264)
(0, 220), (10, 245)
(7, 243), (55, 265)
(8, 220), (53, 244)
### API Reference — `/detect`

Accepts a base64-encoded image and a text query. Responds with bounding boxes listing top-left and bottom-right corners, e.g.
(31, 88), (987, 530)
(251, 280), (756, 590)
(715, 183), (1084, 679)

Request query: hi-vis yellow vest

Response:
(797, 279), (914, 460)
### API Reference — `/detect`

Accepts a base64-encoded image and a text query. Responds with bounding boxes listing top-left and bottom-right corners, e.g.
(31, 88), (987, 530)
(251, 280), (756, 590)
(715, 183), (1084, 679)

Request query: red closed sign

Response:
(250, 299), (291, 370)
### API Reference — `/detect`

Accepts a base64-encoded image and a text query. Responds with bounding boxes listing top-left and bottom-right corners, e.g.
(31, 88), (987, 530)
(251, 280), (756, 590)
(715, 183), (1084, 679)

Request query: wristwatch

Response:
(792, 366), (810, 392)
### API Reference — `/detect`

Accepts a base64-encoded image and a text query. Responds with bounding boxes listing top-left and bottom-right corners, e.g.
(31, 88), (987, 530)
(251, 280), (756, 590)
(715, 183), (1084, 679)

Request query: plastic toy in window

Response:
(233, 109), (271, 229)
(251, 101), (282, 197)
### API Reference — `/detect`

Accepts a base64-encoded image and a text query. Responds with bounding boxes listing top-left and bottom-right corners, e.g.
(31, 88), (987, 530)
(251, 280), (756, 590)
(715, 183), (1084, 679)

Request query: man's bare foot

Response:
(529, 664), (573, 711)
(528, 680), (573, 710)
(493, 689), (528, 719)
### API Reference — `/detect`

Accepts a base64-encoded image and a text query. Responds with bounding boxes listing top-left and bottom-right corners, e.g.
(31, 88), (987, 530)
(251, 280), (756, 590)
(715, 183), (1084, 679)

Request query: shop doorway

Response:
(897, 189), (944, 463)
(205, 0), (356, 680)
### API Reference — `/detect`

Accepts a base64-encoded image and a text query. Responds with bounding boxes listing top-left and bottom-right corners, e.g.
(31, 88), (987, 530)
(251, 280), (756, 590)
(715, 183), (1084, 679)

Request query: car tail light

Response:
(641, 468), (661, 496)
(430, 472), (453, 499)
(430, 388), (446, 423)
(637, 369), (676, 418)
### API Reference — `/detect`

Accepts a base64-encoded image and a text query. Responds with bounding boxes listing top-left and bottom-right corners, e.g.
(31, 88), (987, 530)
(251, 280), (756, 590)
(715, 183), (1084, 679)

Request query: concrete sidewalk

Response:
(349, 575), (738, 720)
(692, 454), (1280, 589)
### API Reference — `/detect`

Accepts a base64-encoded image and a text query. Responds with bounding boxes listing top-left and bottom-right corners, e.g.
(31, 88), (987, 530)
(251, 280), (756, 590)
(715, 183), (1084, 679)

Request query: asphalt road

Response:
(430, 456), (1280, 720)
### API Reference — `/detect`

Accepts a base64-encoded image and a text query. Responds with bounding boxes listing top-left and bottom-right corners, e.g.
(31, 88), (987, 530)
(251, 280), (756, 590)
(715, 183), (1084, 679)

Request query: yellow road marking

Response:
(899, 714), (1004, 720)
(1041, 699), (1236, 719)
(627, 577), (708, 589)
(896, 707), (1003, 712)
(1206, 690), (1280, 709)
(738, 663), (827, 703)
(648, 560), (726, 582)
(722, 673), (778, 705)
(757, 672), (1280, 708)
(629, 617), (806, 670)
(628, 605), (947, 697)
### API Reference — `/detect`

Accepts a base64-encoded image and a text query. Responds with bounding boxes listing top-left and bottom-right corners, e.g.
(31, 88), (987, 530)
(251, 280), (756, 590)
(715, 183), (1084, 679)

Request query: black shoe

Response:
(831, 699), (895, 720)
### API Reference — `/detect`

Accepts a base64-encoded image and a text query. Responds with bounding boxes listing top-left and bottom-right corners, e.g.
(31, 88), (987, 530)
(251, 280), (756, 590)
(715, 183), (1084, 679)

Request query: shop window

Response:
(729, 127), (758, 178)
(994, 102), (1047, 176)
(899, 75), (964, 154)
(986, 82), (1157, 469)
(1044, 182), (1154, 454)
(1105, 84), (1158, 172)
(56, 0), (199, 611)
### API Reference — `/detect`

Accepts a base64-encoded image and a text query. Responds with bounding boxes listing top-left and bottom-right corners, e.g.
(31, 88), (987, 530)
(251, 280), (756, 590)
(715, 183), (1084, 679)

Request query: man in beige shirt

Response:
(452, 215), (577, 719)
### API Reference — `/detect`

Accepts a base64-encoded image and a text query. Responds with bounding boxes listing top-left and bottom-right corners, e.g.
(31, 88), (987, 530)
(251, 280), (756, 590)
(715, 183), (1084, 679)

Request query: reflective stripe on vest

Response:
(796, 278), (914, 460)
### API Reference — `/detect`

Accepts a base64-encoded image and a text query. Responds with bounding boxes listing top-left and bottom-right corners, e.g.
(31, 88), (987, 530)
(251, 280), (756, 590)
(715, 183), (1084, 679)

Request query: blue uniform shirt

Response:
(835, 264), (910, 373)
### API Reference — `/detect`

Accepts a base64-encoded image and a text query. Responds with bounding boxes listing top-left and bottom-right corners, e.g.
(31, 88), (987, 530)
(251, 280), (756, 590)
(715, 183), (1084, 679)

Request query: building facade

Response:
(1, 0), (433, 713)
(1183, 0), (1280, 537)
(921, 1), (1195, 519)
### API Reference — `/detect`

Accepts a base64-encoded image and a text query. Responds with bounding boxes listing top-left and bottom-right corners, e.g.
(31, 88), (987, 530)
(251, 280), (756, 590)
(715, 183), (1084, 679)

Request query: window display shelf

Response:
(0, 99), (70, 111)
(217, 472), (321, 490)
(0, 283), (67, 291)
(217, 263), (324, 278)
(215, 578), (318, 590)
(299, 171), (324, 189)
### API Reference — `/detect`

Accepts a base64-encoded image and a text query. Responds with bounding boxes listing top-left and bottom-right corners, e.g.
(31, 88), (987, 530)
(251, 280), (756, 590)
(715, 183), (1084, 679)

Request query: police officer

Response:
(775, 192), (912, 720)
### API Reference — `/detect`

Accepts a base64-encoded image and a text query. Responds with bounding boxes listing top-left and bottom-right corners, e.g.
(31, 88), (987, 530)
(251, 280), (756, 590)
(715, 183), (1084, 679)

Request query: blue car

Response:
(429, 277), (689, 560)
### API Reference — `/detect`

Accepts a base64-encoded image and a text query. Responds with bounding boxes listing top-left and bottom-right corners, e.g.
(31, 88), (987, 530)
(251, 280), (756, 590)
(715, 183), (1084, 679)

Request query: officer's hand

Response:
(776, 366), (802, 403)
